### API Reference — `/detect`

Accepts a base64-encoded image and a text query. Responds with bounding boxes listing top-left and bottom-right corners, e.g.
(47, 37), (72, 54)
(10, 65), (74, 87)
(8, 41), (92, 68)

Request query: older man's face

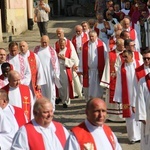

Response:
(86, 99), (107, 126)
(35, 102), (54, 127)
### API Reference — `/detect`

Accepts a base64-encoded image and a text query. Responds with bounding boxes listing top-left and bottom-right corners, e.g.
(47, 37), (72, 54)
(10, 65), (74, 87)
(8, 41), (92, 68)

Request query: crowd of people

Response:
(0, 0), (150, 149)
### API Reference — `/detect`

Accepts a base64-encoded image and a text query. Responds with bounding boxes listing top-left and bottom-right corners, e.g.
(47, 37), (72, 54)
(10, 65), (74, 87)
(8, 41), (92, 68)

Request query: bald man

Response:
(11, 97), (69, 150)
(2, 70), (34, 121)
(122, 18), (140, 52)
(34, 35), (60, 111)
(19, 41), (46, 99)
(65, 98), (122, 150)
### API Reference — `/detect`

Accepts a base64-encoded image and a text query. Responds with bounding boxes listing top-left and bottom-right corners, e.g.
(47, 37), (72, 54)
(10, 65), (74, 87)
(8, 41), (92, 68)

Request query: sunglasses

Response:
(143, 57), (150, 61)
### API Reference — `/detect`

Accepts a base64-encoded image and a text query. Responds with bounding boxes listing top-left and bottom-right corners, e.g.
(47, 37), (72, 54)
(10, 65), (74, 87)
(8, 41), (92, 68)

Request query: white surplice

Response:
(114, 61), (141, 142)
(64, 119), (122, 150)
(79, 39), (107, 101)
(135, 76), (150, 150)
(35, 46), (60, 110)
(11, 119), (69, 150)
(100, 49), (124, 122)
(0, 104), (21, 150)
(58, 46), (79, 105)
(6, 54), (31, 86)
(20, 50), (46, 98)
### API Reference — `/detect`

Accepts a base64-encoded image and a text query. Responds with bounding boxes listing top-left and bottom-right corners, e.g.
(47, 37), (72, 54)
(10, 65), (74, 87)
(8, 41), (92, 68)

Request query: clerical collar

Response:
(125, 8), (130, 10)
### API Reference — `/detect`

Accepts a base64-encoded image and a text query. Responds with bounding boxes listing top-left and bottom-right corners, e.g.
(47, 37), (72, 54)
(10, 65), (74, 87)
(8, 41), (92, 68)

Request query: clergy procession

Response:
(1, 0), (150, 149)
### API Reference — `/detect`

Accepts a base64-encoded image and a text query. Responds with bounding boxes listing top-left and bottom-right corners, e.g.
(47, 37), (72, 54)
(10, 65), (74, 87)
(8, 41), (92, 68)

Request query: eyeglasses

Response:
(143, 57), (150, 61)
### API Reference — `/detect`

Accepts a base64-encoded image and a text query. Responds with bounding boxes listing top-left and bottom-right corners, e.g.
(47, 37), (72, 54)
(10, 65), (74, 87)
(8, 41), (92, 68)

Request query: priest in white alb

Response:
(79, 30), (107, 101)
(34, 35), (60, 110)
(6, 42), (31, 86)
(0, 89), (27, 150)
(113, 49), (142, 144)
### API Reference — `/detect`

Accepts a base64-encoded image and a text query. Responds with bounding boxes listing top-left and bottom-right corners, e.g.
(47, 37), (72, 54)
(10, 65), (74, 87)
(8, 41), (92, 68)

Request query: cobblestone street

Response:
(0, 16), (140, 150)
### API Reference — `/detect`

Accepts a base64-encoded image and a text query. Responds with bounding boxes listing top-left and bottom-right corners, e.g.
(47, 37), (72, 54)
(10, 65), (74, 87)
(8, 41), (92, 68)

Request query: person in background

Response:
(34, 0), (50, 37)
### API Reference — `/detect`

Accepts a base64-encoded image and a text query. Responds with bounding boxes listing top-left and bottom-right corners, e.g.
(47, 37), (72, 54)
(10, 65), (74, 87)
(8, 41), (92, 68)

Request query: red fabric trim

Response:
(109, 37), (116, 51)
(146, 74), (150, 91)
(28, 52), (42, 99)
(94, 27), (99, 36)
(109, 50), (117, 103)
(82, 40), (105, 87)
(65, 44), (74, 99)
(121, 63), (131, 118)
(19, 84), (31, 121)
(71, 122), (97, 150)
(133, 51), (140, 60)
(25, 121), (45, 150)
(97, 39), (105, 81)
(103, 125), (115, 150)
(71, 122), (115, 150)
(130, 28), (135, 41)
(53, 121), (66, 148)
(13, 106), (26, 127)
(2, 84), (9, 93)
(72, 35), (77, 50)
(82, 41), (89, 87)
(135, 64), (146, 81)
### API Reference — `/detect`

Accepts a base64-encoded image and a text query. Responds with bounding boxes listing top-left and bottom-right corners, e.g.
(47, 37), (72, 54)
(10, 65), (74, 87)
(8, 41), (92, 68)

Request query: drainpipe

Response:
(27, 0), (34, 30)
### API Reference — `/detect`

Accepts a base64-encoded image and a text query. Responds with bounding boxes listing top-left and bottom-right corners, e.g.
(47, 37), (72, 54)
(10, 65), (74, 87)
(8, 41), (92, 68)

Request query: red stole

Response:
(129, 27), (135, 41)
(71, 122), (115, 150)
(109, 37), (116, 51)
(94, 27), (99, 36)
(34, 46), (57, 73)
(109, 50), (117, 103)
(145, 73), (150, 91)
(2, 84), (31, 121)
(25, 121), (66, 149)
(0, 74), (5, 88)
(121, 61), (140, 118)
(72, 33), (88, 50)
(55, 40), (73, 98)
(19, 84), (31, 121)
(13, 106), (26, 127)
(82, 40), (105, 87)
(133, 51), (140, 60)
(64, 47), (74, 98)
(135, 64), (146, 81)
(28, 52), (42, 99)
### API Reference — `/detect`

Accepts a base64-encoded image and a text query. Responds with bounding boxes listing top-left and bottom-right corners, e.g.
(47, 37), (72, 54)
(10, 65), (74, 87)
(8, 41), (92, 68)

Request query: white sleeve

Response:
(11, 126), (29, 150)
(21, 59), (31, 86)
(113, 69), (122, 103)
(64, 132), (80, 150)
(35, 54), (46, 86)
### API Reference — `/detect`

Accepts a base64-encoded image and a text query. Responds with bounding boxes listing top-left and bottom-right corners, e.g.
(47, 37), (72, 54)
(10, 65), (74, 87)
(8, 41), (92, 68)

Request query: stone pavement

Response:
(0, 16), (140, 150)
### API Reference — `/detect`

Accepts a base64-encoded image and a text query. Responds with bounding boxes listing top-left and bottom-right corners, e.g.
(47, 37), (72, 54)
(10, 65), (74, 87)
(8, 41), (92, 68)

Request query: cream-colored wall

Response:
(0, 10), (3, 42)
(6, 0), (28, 35)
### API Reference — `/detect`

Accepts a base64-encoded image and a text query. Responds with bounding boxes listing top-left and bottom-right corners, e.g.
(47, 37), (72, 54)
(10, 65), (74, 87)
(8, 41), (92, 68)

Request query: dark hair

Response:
(8, 42), (18, 49)
(124, 39), (134, 47)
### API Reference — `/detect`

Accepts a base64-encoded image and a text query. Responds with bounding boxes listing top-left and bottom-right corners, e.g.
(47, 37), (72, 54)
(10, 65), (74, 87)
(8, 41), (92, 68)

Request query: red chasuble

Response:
(28, 51), (42, 99)
(71, 122), (115, 150)
(82, 40), (105, 87)
(72, 33), (88, 50)
(25, 121), (66, 149)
